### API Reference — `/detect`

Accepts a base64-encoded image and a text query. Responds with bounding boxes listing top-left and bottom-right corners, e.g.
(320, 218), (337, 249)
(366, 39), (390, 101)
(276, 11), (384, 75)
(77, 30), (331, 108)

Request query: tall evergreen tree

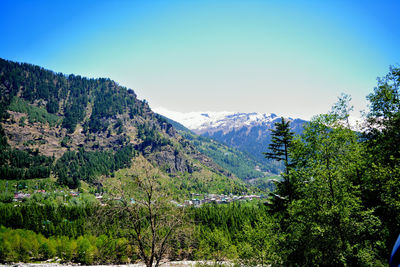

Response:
(264, 117), (294, 209)
(264, 117), (293, 175)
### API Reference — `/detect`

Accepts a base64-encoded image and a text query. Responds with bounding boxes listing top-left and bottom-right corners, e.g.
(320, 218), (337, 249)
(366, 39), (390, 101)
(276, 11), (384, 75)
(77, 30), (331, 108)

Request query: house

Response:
(13, 192), (30, 201)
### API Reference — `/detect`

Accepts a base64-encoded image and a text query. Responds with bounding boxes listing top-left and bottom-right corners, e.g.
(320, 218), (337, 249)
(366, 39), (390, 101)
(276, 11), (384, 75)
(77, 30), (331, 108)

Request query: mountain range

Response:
(154, 107), (307, 174)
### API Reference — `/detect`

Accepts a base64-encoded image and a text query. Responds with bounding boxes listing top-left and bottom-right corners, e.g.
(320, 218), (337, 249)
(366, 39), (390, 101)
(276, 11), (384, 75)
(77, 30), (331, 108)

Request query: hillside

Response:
(159, 115), (266, 179)
(154, 108), (307, 174)
(0, 58), (247, 195)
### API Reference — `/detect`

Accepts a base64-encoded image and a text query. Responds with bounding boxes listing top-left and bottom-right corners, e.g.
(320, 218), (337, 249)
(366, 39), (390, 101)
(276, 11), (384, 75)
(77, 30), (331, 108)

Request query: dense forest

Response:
(0, 58), (400, 266)
(0, 58), (147, 188)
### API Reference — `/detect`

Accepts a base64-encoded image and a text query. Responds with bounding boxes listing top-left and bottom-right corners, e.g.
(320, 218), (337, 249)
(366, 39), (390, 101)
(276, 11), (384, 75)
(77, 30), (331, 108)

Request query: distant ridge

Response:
(154, 107), (307, 174)
(153, 107), (303, 133)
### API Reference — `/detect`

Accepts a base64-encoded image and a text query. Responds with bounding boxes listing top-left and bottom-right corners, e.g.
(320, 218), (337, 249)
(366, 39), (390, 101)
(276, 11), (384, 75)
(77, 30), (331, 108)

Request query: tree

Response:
(364, 66), (400, 165)
(264, 117), (294, 211)
(96, 168), (184, 267)
(238, 216), (281, 266)
(362, 66), (400, 257)
(367, 66), (400, 121)
(278, 96), (383, 266)
(264, 117), (293, 175)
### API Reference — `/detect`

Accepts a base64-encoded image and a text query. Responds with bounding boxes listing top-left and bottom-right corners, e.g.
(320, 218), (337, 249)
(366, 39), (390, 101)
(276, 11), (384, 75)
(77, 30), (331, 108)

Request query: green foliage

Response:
(19, 116), (26, 127)
(264, 95), (387, 266)
(192, 202), (280, 266)
(237, 218), (281, 266)
(0, 192), (13, 203)
(9, 97), (60, 127)
(181, 130), (265, 181)
(60, 135), (71, 148)
(0, 58), (147, 134)
(0, 178), (60, 198)
(263, 117), (294, 212)
(0, 197), (95, 238)
(2, 59), (400, 266)
(197, 228), (236, 262)
(200, 117), (306, 175)
(168, 171), (249, 196)
(136, 122), (171, 150)
(264, 117), (293, 167)
(249, 176), (279, 192)
(367, 66), (400, 119)
(88, 85), (132, 133)
(0, 127), (53, 180)
(0, 226), (132, 264)
(54, 146), (136, 188)
(362, 66), (400, 257)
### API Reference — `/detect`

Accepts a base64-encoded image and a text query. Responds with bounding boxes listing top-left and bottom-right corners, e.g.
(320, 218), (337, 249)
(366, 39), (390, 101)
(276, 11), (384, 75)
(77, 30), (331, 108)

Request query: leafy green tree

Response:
(39, 238), (57, 260)
(76, 236), (96, 264)
(362, 66), (400, 257)
(197, 228), (237, 263)
(96, 168), (184, 267)
(238, 217), (280, 266)
(278, 96), (384, 266)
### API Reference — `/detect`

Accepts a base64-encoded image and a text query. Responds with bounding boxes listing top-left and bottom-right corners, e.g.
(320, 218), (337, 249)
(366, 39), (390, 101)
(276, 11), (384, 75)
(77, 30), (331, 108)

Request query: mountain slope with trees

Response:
(0, 58), (245, 193)
(160, 115), (267, 181)
(154, 109), (307, 175)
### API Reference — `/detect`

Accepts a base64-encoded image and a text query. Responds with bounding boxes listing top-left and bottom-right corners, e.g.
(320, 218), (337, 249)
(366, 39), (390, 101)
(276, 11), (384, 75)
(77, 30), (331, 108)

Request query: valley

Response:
(0, 58), (399, 266)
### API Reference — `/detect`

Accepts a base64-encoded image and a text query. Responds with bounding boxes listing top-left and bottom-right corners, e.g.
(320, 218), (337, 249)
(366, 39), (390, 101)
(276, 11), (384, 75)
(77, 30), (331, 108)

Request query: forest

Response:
(0, 59), (399, 266)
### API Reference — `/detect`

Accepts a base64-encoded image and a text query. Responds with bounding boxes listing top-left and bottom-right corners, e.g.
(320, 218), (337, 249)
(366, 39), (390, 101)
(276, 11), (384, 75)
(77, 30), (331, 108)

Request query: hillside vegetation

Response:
(0, 58), (246, 194)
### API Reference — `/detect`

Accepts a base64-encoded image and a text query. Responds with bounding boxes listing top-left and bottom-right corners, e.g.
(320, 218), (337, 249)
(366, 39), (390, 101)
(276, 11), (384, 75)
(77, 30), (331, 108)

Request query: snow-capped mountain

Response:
(153, 107), (303, 134)
(153, 107), (307, 174)
(152, 107), (236, 131)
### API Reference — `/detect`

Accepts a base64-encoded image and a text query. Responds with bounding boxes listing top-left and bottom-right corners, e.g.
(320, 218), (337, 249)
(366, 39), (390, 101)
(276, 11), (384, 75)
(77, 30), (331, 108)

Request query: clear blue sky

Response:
(1, 0), (399, 119)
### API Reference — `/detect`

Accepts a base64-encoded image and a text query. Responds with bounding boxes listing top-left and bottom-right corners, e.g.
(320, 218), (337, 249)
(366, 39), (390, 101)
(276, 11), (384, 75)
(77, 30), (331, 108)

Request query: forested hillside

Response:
(0, 58), (246, 194)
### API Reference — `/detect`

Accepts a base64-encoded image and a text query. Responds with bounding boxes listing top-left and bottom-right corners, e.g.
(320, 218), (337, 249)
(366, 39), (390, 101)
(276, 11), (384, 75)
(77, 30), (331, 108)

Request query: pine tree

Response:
(264, 117), (294, 209)
(264, 117), (293, 175)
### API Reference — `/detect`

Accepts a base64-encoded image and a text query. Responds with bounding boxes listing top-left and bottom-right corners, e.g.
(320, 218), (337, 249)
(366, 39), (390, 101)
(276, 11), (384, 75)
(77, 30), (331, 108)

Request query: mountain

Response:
(159, 115), (267, 180)
(153, 108), (307, 174)
(0, 58), (248, 195)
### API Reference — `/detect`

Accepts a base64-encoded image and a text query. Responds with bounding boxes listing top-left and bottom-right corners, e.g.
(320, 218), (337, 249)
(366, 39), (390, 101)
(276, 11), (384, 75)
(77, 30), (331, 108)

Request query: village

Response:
(11, 188), (267, 207)
(173, 192), (268, 207)
(13, 189), (80, 202)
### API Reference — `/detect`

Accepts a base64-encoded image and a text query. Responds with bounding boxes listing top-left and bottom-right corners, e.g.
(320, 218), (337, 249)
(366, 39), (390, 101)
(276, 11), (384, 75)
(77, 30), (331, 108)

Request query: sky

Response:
(1, 0), (399, 119)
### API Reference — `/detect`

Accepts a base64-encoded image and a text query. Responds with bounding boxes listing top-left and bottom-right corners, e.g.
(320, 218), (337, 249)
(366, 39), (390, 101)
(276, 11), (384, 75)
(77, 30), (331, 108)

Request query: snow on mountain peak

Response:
(153, 107), (236, 130)
(152, 107), (280, 133)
